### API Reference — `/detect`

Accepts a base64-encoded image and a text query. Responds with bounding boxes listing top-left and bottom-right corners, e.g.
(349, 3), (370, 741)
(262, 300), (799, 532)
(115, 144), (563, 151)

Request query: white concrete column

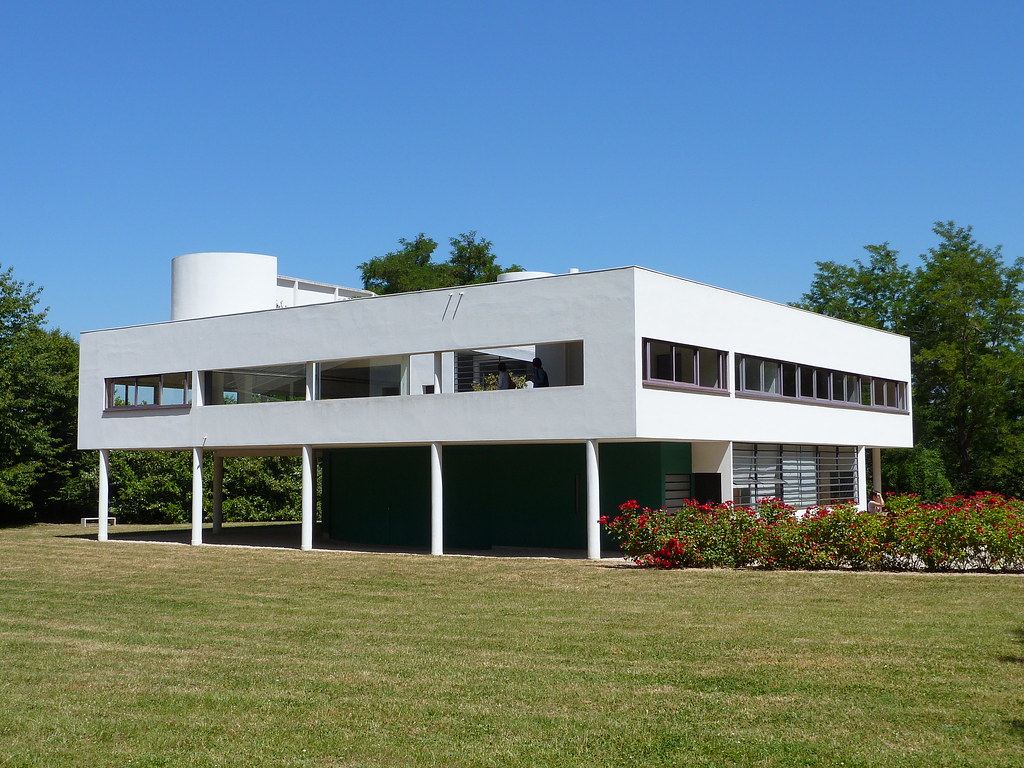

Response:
(433, 352), (443, 393)
(872, 447), (883, 493)
(301, 445), (314, 551)
(586, 439), (601, 560)
(441, 352), (456, 393)
(720, 443), (734, 505)
(191, 370), (203, 406)
(305, 362), (315, 401)
(98, 449), (110, 542)
(191, 447), (204, 545)
(400, 358), (411, 396)
(857, 446), (868, 510)
(430, 442), (443, 555)
(212, 454), (224, 534)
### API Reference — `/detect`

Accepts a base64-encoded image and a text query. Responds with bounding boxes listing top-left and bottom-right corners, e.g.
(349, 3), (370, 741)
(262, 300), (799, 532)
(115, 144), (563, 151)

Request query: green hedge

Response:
(600, 493), (1024, 571)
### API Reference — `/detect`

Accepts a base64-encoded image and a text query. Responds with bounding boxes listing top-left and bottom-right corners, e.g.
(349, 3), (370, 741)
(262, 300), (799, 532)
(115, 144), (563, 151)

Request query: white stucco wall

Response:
(171, 252), (278, 320)
(79, 269), (638, 451)
(80, 266), (913, 454)
(631, 269), (913, 448)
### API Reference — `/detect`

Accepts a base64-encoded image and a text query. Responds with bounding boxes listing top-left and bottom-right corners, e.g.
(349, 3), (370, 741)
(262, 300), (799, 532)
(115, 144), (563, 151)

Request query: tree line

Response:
(0, 264), (310, 526)
(796, 221), (1024, 499)
(2, 222), (1021, 524)
(0, 232), (522, 525)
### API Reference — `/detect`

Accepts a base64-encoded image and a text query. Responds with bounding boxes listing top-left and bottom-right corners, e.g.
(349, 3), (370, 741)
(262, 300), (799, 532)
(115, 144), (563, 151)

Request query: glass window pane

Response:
(320, 357), (403, 399)
(162, 372), (190, 405)
(649, 341), (672, 381)
(831, 372), (846, 401)
(674, 346), (696, 384)
(744, 357), (762, 391)
(763, 360), (779, 394)
(206, 365), (306, 404)
(251, 365), (306, 402)
(781, 364), (797, 397)
(885, 381), (897, 409)
(799, 367), (814, 398)
(136, 375), (159, 406)
(110, 380), (131, 407)
(733, 442), (859, 510)
(815, 370), (830, 399)
(874, 379), (886, 407)
(844, 374), (859, 403)
(698, 349), (721, 388)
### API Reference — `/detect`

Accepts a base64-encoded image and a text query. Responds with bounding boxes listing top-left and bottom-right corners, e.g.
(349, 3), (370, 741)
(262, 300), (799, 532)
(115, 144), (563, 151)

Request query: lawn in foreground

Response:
(0, 523), (1021, 768)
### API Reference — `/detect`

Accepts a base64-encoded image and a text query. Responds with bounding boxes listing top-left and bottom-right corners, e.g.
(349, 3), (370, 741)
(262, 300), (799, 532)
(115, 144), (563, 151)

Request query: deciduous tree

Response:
(358, 231), (521, 294)
(0, 266), (88, 522)
(357, 233), (444, 295)
(907, 222), (1024, 492)
(796, 222), (1024, 496)
(795, 243), (912, 332)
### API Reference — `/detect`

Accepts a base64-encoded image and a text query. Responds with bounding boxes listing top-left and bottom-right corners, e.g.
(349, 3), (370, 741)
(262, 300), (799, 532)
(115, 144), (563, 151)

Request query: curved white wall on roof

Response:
(171, 252), (278, 321)
(496, 270), (555, 282)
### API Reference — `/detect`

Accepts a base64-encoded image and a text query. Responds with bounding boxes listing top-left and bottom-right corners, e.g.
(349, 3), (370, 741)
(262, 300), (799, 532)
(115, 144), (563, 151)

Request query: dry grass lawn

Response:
(0, 522), (1022, 767)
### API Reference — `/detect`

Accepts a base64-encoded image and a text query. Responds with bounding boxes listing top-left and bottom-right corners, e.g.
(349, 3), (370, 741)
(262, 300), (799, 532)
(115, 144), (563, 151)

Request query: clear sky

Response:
(4, 0), (1022, 336)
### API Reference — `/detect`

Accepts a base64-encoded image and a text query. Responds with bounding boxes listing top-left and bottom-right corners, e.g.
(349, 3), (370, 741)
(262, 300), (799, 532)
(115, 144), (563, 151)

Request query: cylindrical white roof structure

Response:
(171, 252), (278, 321)
(496, 270), (555, 282)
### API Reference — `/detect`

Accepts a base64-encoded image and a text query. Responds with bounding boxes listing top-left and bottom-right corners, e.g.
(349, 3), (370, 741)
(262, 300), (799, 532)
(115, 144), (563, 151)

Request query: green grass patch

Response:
(1, 524), (1022, 767)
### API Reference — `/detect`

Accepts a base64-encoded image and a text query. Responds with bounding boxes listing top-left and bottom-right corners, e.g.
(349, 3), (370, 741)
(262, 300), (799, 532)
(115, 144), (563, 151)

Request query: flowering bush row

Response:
(599, 493), (1024, 571)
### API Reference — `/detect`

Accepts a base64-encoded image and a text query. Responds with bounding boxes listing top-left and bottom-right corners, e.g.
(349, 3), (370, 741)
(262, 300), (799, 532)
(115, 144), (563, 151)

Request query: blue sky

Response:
(3, 1), (1022, 336)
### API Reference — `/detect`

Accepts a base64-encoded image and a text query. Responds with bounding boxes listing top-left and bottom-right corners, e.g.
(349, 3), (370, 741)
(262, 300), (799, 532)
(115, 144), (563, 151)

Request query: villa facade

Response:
(78, 252), (913, 558)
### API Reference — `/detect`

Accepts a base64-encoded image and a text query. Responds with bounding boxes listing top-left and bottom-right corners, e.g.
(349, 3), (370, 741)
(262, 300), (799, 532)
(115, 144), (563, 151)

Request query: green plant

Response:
(472, 371), (529, 391)
(601, 493), (1024, 572)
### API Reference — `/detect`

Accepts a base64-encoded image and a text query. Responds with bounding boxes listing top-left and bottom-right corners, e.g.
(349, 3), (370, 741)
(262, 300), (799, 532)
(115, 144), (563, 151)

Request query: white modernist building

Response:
(78, 252), (913, 558)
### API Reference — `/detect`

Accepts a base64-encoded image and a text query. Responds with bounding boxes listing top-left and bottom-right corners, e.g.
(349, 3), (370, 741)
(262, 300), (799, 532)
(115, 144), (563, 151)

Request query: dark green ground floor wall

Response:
(322, 442), (692, 550)
(442, 444), (586, 549)
(599, 442), (692, 515)
(323, 446), (432, 547)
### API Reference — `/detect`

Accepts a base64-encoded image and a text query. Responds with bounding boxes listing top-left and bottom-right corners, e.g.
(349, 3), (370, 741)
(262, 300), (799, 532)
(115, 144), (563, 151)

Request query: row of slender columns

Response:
(98, 439), (607, 559)
(96, 443), (887, 554)
(424, 440), (601, 557)
(424, 441), (601, 558)
(182, 447), (316, 548)
(586, 439), (601, 559)
(191, 447), (203, 545)
(98, 449), (110, 542)
(301, 445), (314, 551)
(430, 442), (443, 555)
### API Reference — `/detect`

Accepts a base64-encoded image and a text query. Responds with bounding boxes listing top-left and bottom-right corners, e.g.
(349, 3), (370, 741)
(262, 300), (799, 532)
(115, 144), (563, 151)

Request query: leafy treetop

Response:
(358, 231), (522, 294)
(795, 221), (1024, 496)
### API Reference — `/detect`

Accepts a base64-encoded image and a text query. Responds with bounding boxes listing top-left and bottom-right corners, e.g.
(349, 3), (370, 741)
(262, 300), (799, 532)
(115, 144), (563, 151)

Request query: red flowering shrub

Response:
(795, 503), (891, 570)
(600, 492), (1024, 572)
(890, 492), (1024, 570)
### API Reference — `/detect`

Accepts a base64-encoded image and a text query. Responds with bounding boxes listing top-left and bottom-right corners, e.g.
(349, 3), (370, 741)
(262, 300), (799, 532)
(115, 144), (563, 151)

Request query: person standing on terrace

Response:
(530, 357), (549, 388)
(497, 361), (515, 390)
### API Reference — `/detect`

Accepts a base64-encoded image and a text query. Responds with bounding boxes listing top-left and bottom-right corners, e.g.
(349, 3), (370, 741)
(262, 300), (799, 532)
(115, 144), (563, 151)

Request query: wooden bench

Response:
(81, 517), (118, 527)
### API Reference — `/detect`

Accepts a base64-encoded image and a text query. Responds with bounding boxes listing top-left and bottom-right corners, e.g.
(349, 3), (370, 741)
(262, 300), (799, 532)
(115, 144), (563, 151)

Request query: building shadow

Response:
(68, 523), (621, 559)
(1001, 630), (1024, 738)
(998, 628), (1024, 665)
